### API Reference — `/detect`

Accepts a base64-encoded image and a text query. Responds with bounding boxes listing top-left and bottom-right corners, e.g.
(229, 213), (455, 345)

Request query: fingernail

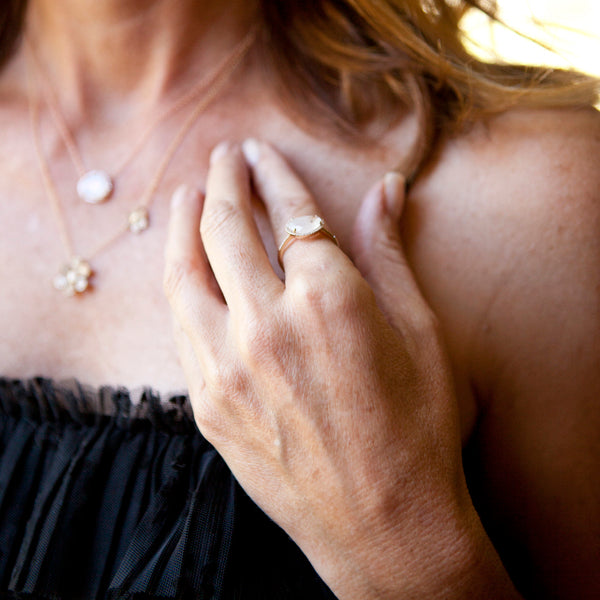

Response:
(242, 138), (260, 167)
(210, 141), (230, 165)
(171, 184), (189, 209)
(383, 171), (406, 221)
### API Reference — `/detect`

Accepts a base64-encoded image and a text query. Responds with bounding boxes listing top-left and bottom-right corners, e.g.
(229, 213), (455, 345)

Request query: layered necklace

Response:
(26, 28), (256, 296)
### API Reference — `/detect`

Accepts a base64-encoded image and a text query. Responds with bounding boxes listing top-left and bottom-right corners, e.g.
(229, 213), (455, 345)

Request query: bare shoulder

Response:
(410, 105), (600, 240)
(404, 106), (600, 401)
(405, 108), (600, 596)
(453, 106), (600, 220)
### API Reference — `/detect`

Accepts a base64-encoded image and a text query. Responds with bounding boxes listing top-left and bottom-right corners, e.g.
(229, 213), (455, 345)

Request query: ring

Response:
(278, 215), (339, 268)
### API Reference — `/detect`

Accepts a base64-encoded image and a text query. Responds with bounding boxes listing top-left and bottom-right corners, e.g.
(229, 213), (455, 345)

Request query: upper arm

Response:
(404, 106), (600, 598)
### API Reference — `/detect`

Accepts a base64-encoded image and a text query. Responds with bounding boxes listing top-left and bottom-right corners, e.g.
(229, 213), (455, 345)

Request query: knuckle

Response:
(289, 267), (366, 316)
(163, 256), (197, 300)
(203, 358), (248, 398)
(192, 400), (227, 443)
(287, 274), (326, 308)
(200, 197), (238, 240)
(237, 315), (283, 364)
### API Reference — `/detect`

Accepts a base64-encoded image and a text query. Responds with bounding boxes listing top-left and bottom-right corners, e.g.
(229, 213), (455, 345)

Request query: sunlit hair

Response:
(258, 0), (599, 180)
(1, 0), (598, 181)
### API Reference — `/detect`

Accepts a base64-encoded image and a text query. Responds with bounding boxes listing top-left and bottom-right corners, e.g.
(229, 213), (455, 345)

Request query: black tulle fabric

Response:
(0, 377), (336, 600)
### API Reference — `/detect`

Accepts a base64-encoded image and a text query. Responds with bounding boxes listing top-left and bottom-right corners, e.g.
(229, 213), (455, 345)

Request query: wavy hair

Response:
(2, 0), (598, 181)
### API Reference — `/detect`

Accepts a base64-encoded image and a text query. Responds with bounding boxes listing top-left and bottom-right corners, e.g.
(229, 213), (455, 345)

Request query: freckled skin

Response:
(0, 1), (599, 596)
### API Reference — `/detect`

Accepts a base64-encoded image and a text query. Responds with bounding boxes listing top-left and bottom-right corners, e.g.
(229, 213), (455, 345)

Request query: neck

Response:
(25, 0), (258, 121)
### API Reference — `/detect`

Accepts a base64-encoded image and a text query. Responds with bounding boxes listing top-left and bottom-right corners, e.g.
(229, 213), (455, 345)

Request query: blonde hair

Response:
(258, 0), (599, 180)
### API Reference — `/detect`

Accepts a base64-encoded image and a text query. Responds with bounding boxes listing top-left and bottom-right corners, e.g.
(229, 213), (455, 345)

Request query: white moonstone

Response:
(285, 215), (324, 236)
(77, 170), (113, 204)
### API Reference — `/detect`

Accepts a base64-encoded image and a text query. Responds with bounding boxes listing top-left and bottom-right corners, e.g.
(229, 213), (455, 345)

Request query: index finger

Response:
(201, 142), (283, 312)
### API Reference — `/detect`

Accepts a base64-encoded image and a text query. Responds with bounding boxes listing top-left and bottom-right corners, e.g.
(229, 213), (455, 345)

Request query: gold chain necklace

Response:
(25, 31), (255, 205)
(27, 29), (256, 296)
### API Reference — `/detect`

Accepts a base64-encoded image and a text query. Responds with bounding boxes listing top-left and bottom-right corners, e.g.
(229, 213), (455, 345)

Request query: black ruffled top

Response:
(0, 377), (336, 599)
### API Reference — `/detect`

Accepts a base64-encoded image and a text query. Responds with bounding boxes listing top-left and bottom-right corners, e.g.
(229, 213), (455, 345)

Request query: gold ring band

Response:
(277, 215), (339, 269)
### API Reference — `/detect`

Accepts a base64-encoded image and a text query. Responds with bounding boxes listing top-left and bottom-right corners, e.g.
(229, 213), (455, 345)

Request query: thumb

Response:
(352, 172), (429, 331)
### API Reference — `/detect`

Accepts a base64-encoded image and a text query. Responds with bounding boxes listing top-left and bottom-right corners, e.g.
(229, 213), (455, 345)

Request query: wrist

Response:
(416, 507), (523, 600)
(321, 497), (522, 600)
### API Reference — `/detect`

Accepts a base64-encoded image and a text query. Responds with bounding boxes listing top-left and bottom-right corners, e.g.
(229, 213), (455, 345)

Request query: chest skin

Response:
(0, 83), (486, 445)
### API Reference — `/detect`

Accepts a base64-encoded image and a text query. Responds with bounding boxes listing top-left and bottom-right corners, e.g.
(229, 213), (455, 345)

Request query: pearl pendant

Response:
(76, 170), (113, 204)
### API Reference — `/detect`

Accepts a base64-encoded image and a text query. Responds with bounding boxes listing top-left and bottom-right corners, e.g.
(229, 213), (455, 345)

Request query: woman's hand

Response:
(164, 140), (518, 599)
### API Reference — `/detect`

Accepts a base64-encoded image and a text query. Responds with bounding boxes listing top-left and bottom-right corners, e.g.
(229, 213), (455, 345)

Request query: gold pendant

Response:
(53, 257), (93, 296)
(128, 207), (150, 233)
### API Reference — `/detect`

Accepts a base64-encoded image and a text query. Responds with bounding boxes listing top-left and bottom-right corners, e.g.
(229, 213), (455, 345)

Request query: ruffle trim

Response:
(0, 377), (195, 434)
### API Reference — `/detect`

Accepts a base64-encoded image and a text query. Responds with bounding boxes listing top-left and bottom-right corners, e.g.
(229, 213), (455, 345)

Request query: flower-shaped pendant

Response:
(53, 257), (93, 296)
